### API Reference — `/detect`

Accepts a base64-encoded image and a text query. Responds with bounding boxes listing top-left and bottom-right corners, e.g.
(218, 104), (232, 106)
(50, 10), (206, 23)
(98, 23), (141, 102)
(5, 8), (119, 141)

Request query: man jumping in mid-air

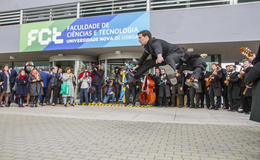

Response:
(133, 30), (207, 89)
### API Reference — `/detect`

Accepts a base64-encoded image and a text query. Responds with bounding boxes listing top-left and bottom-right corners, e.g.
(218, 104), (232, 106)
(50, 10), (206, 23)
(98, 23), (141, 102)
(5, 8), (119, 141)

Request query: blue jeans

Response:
(63, 97), (73, 104)
(92, 82), (101, 102)
(80, 88), (89, 105)
(103, 93), (115, 104)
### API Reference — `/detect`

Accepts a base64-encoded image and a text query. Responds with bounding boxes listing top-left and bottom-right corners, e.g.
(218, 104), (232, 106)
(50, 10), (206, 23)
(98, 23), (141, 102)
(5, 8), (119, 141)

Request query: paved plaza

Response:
(0, 105), (260, 160)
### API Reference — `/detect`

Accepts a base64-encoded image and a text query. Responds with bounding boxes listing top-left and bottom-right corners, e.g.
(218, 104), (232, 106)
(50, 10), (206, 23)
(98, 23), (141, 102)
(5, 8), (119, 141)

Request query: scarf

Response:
(20, 74), (26, 79)
(32, 72), (38, 79)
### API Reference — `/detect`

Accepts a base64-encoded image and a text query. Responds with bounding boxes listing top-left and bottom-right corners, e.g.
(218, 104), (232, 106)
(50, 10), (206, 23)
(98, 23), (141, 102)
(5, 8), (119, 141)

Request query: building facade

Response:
(0, 0), (260, 76)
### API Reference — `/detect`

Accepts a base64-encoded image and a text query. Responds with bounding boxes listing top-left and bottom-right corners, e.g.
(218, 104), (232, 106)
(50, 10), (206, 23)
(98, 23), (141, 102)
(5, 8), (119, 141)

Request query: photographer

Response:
(24, 61), (35, 106)
(45, 66), (59, 106)
(114, 66), (121, 103)
(57, 68), (63, 104)
(103, 80), (116, 104)
(79, 67), (91, 105)
(91, 64), (104, 104)
(125, 67), (139, 106)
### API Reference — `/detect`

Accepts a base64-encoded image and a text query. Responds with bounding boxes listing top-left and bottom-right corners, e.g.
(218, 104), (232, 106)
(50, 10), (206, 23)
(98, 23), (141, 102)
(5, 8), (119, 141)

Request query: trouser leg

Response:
(34, 96), (38, 104)
(96, 84), (101, 102)
(135, 59), (158, 79)
(52, 86), (58, 104)
(186, 91), (191, 107)
(115, 84), (120, 102)
(45, 86), (52, 103)
(125, 87), (130, 105)
(179, 95), (184, 106)
(216, 96), (221, 108)
(130, 85), (136, 105)
(209, 88), (215, 107)
(171, 92), (176, 107)
(80, 89), (84, 104)
(85, 89), (89, 105)
(189, 87), (195, 107)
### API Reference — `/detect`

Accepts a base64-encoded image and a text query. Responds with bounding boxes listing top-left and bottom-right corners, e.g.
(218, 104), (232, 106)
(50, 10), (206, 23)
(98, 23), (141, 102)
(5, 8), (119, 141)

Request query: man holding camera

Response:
(91, 64), (104, 103)
(114, 66), (122, 103)
(79, 67), (91, 105)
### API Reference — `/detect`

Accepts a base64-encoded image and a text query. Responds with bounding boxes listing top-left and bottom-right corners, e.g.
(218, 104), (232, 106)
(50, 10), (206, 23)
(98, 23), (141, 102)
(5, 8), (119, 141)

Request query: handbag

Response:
(12, 83), (17, 91)
(60, 81), (69, 95)
(40, 81), (44, 87)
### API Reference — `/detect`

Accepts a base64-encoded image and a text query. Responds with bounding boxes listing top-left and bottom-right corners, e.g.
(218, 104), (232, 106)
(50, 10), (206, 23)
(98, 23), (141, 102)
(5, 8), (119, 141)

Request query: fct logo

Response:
(28, 27), (63, 46)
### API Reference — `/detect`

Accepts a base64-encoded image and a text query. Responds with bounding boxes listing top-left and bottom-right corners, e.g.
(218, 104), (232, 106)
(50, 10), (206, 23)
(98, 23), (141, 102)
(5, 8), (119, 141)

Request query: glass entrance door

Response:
(54, 61), (75, 71)
(49, 55), (97, 103)
(52, 60), (79, 102)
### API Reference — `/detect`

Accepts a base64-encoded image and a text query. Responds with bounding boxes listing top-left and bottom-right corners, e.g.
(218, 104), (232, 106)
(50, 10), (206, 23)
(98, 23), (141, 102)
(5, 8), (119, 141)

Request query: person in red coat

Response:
(78, 67), (92, 105)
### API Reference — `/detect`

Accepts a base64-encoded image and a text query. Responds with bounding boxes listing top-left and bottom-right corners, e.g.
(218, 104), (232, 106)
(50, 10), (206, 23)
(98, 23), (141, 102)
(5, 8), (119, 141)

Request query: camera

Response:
(114, 66), (121, 74)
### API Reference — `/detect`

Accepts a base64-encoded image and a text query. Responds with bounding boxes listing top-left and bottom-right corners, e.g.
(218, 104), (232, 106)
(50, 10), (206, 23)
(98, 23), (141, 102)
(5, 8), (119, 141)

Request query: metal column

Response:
(146, 0), (151, 11)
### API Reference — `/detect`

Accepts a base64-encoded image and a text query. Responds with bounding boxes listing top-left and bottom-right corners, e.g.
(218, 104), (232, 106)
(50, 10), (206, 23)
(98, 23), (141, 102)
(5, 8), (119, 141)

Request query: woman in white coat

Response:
(62, 67), (76, 107)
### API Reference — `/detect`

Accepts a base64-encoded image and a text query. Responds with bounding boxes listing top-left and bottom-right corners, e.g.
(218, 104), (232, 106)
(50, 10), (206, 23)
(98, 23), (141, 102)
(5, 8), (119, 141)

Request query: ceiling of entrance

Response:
(0, 41), (259, 63)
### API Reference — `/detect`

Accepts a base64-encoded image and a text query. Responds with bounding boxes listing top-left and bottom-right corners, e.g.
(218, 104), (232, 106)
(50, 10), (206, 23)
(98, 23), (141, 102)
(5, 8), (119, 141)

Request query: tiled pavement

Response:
(0, 105), (260, 160)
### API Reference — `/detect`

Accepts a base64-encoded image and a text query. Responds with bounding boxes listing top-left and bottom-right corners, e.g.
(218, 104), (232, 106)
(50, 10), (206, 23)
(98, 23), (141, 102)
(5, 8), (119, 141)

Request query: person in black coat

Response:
(91, 64), (104, 103)
(169, 75), (178, 107)
(8, 67), (17, 105)
(15, 70), (28, 107)
(209, 64), (223, 110)
(228, 65), (242, 111)
(195, 72), (204, 108)
(133, 30), (207, 89)
(158, 69), (171, 106)
(183, 70), (192, 107)
(239, 60), (252, 114)
(24, 61), (35, 106)
(203, 70), (211, 109)
(245, 44), (260, 122)
(176, 70), (185, 107)
(125, 68), (139, 106)
(46, 66), (59, 106)
(57, 68), (63, 104)
(0, 64), (11, 107)
(0, 73), (3, 105)
(114, 66), (122, 103)
(185, 71), (196, 108)
(222, 65), (231, 110)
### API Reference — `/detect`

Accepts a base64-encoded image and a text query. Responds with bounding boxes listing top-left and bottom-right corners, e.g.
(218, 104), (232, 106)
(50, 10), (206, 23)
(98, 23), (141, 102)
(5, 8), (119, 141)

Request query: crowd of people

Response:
(150, 60), (253, 114)
(0, 58), (254, 116)
(0, 62), (104, 107)
(108, 59), (254, 114)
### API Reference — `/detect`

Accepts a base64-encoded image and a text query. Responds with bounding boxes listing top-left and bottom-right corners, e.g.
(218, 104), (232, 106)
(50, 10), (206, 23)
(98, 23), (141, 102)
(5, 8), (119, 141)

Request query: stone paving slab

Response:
(0, 114), (260, 160)
(0, 105), (259, 126)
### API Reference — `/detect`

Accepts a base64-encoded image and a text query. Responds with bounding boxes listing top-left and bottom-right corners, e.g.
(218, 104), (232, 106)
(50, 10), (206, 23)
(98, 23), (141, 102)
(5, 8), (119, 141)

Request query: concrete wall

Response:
(0, 25), (20, 53)
(150, 2), (260, 44)
(0, 0), (81, 12)
(0, 2), (260, 54)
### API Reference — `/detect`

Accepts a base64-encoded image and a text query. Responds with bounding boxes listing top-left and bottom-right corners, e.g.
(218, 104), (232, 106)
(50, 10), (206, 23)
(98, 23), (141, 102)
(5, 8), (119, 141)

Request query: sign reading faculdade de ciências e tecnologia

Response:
(65, 22), (138, 43)
(20, 12), (150, 52)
